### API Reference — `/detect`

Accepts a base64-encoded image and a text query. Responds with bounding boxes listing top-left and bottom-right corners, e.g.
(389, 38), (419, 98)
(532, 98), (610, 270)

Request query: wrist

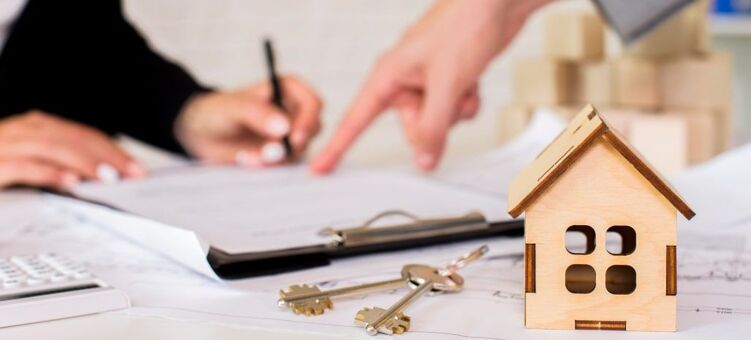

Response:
(174, 91), (212, 157)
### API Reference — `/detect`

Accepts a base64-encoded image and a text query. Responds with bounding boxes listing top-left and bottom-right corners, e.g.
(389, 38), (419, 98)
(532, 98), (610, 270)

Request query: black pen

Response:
(263, 38), (294, 158)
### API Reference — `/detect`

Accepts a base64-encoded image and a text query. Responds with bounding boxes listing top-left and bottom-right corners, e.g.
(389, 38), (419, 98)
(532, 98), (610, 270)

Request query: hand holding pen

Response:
(173, 39), (323, 167)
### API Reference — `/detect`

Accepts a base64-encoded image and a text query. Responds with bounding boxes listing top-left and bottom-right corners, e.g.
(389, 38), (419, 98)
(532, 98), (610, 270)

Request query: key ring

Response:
(444, 245), (489, 273)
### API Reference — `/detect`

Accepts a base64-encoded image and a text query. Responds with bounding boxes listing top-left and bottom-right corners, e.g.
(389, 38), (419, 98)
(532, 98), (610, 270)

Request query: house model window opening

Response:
(508, 105), (694, 332)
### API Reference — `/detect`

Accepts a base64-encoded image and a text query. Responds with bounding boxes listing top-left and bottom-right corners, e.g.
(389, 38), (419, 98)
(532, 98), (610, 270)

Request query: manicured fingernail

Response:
(416, 152), (435, 170)
(261, 142), (286, 163)
(266, 117), (290, 136)
(126, 162), (147, 178)
(291, 131), (307, 147)
(61, 172), (80, 189)
(96, 163), (120, 183)
(235, 150), (261, 167)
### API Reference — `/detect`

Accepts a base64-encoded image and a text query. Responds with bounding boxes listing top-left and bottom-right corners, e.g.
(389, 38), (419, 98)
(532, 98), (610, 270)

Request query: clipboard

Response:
(206, 211), (523, 279)
(68, 193), (524, 280)
(66, 166), (527, 280)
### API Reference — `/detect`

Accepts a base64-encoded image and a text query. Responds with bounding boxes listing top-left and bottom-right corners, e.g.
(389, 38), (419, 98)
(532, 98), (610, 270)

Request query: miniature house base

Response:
(508, 105), (694, 331)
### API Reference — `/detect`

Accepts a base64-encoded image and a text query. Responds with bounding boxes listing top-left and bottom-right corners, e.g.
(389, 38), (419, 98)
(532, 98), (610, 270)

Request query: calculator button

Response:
(2, 278), (23, 288)
(35, 267), (50, 273)
(25, 259), (42, 265)
(32, 269), (55, 278)
(5, 272), (24, 280)
(50, 273), (68, 282)
(26, 277), (46, 286)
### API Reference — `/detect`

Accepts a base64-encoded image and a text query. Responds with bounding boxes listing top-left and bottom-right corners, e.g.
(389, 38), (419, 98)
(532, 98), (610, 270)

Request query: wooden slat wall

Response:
(525, 243), (536, 293)
(667, 245), (677, 296)
(575, 320), (627, 330)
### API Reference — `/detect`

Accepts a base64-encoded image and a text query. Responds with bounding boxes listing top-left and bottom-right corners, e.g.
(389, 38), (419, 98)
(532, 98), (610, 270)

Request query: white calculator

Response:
(0, 253), (130, 328)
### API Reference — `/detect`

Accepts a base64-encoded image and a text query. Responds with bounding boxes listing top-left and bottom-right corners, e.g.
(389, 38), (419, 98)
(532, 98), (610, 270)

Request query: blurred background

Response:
(123, 0), (751, 173)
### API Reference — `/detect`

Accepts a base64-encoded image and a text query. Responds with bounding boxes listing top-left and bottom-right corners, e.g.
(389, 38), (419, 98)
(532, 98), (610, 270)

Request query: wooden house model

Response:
(507, 105), (695, 331)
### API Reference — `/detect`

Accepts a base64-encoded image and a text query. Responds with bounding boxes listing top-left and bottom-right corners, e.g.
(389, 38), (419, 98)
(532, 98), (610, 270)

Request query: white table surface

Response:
(3, 314), (343, 340)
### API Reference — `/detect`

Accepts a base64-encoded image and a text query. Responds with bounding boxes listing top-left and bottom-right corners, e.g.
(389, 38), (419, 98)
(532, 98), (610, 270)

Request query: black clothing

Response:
(0, 0), (208, 153)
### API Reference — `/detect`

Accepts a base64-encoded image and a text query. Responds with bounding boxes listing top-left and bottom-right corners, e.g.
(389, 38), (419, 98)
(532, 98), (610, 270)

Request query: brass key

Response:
(279, 275), (407, 316)
(355, 245), (488, 335)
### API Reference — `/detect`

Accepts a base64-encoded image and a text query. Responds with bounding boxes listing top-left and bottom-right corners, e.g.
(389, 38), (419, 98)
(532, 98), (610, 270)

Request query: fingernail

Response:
(266, 117), (290, 136)
(126, 162), (147, 178)
(291, 131), (307, 147)
(235, 150), (261, 167)
(416, 152), (435, 171)
(96, 163), (120, 183)
(261, 142), (286, 163)
(61, 172), (80, 189)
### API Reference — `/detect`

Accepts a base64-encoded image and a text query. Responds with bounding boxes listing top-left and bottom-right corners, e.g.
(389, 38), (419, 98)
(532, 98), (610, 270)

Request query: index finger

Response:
(309, 66), (397, 174)
(412, 69), (471, 172)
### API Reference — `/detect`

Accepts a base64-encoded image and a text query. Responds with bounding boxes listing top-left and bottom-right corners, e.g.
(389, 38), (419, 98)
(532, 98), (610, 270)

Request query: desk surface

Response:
(5, 314), (340, 340)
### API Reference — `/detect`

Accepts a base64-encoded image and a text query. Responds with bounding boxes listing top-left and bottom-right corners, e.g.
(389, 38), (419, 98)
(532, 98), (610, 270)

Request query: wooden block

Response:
(664, 110), (718, 164)
(627, 114), (688, 176)
(513, 59), (576, 106)
(577, 59), (659, 109)
(715, 110), (733, 152)
(576, 61), (613, 107)
(599, 110), (688, 174)
(497, 104), (532, 144)
(599, 109), (641, 136)
(695, 0), (711, 52)
(659, 53), (733, 112)
(612, 58), (659, 110)
(624, 0), (710, 58)
(544, 12), (604, 61)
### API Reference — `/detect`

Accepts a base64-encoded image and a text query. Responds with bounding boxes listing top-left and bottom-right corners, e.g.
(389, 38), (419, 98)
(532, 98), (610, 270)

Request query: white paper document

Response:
(74, 165), (508, 254)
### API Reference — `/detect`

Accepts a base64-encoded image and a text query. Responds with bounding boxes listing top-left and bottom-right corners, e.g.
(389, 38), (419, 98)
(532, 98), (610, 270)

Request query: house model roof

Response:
(507, 105), (695, 220)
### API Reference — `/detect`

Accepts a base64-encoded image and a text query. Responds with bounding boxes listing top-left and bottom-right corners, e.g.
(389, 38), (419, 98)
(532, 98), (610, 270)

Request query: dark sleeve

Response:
(0, 0), (210, 153)
(592, 0), (696, 43)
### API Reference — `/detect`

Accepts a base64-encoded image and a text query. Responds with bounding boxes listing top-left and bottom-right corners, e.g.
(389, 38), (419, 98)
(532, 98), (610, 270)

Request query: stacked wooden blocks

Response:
(499, 1), (732, 175)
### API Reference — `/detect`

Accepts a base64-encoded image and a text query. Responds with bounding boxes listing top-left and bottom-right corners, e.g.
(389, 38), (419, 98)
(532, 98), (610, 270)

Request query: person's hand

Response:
(175, 75), (322, 167)
(311, 0), (552, 174)
(0, 111), (145, 191)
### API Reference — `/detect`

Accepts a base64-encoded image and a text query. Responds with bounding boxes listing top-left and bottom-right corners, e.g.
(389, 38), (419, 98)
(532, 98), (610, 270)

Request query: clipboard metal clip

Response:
(319, 210), (489, 248)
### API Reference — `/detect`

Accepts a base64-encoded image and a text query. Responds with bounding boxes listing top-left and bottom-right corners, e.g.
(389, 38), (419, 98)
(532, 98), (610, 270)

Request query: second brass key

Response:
(278, 273), (409, 316)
